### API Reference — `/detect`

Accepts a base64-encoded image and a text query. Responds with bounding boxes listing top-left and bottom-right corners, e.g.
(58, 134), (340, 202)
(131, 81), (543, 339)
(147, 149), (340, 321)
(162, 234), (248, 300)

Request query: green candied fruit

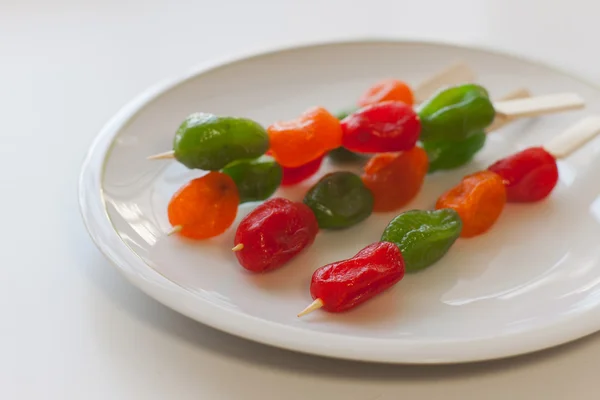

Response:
(334, 107), (358, 120)
(328, 107), (364, 164)
(173, 112), (269, 170)
(423, 131), (487, 173)
(221, 155), (282, 203)
(328, 147), (364, 163)
(303, 171), (374, 230)
(417, 84), (496, 142)
(381, 209), (462, 272)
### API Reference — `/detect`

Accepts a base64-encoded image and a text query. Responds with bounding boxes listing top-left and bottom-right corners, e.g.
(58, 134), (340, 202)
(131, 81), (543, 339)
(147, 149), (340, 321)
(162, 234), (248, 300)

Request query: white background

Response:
(3, 0), (600, 398)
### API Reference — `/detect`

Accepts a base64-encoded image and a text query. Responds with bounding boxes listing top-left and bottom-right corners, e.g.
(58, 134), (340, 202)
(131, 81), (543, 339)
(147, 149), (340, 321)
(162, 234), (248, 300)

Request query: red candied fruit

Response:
(310, 241), (405, 313)
(281, 155), (325, 186)
(341, 101), (421, 154)
(233, 198), (319, 273)
(488, 147), (559, 202)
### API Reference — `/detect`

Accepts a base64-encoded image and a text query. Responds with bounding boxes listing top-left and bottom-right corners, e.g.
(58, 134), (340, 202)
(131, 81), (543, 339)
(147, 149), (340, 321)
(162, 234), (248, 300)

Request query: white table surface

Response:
(3, 0), (600, 398)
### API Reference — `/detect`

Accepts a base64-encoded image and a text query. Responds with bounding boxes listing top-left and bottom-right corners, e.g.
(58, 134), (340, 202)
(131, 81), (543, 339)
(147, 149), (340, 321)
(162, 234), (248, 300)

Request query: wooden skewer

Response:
(167, 225), (182, 235)
(493, 93), (584, 119)
(232, 243), (244, 251)
(147, 150), (175, 160)
(413, 62), (477, 103)
(485, 88), (532, 133)
(297, 298), (324, 317)
(544, 116), (600, 159)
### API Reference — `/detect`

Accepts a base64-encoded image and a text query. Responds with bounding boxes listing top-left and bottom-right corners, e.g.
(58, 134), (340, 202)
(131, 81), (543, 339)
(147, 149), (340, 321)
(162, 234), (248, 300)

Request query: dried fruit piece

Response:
(221, 155), (282, 203)
(418, 84), (495, 142)
(168, 172), (239, 239)
(435, 170), (506, 238)
(361, 147), (428, 212)
(281, 155), (324, 186)
(423, 131), (487, 173)
(303, 172), (374, 229)
(268, 107), (342, 168)
(381, 209), (462, 272)
(173, 113), (269, 170)
(487, 147), (559, 202)
(303, 242), (405, 314)
(341, 101), (421, 153)
(233, 198), (319, 272)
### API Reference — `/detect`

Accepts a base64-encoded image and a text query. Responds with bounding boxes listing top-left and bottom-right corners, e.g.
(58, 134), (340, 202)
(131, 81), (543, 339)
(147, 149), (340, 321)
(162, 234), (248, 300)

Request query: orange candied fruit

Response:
(267, 106), (343, 168)
(167, 172), (240, 240)
(358, 79), (415, 107)
(435, 170), (506, 238)
(361, 147), (428, 212)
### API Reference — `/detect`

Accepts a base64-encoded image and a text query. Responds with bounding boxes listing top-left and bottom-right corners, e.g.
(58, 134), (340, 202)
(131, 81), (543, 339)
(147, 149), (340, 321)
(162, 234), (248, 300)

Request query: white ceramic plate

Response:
(79, 39), (600, 364)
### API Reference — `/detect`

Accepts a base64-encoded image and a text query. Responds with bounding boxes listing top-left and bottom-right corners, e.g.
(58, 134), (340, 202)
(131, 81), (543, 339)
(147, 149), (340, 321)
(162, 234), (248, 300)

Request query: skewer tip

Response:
(297, 298), (324, 317)
(232, 243), (244, 251)
(167, 225), (183, 236)
(147, 150), (175, 160)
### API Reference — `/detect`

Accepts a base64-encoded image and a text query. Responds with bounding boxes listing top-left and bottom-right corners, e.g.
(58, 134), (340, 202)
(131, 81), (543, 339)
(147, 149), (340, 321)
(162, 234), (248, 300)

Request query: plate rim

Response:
(79, 36), (600, 364)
